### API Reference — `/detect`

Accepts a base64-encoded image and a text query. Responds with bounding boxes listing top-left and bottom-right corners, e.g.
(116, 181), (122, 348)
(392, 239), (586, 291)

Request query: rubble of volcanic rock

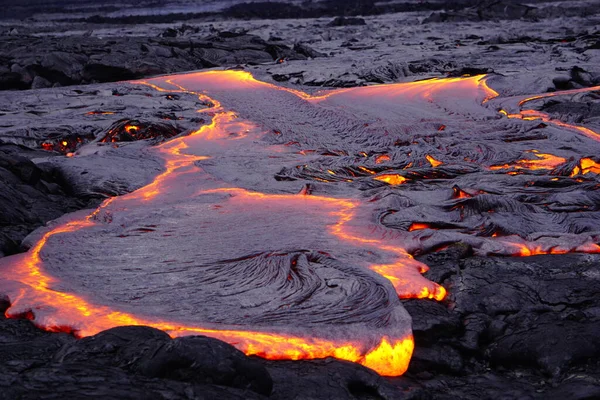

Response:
(99, 119), (183, 144)
(1, 248), (599, 399)
(0, 32), (317, 90)
(0, 145), (91, 258)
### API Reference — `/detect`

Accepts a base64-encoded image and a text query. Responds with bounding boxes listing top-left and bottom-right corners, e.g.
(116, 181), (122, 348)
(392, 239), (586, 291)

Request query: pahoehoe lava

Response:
(1, 70), (599, 377)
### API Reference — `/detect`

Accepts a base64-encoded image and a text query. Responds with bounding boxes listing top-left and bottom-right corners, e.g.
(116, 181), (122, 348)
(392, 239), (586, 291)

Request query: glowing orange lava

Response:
(374, 174), (407, 185)
(571, 158), (600, 176)
(7, 205), (414, 375)
(425, 154), (443, 167)
(498, 85), (600, 142)
(452, 186), (472, 199)
(408, 223), (433, 232)
(490, 150), (566, 171)
(375, 154), (391, 164)
(503, 240), (600, 257)
(4, 101), (417, 375)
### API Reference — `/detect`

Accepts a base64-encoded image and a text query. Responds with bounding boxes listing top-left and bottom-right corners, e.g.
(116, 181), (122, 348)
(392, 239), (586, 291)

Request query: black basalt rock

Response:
(327, 16), (367, 27)
(54, 326), (273, 396)
(0, 147), (88, 257)
(135, 336), (273, 396)
(262, 357), (424, 400)
(53, 326), (171, 367)
(0, 362), (266, 400)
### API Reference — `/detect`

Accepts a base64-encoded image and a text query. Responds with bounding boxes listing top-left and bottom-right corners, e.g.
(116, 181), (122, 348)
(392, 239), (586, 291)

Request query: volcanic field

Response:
(1, 1), (600, 399)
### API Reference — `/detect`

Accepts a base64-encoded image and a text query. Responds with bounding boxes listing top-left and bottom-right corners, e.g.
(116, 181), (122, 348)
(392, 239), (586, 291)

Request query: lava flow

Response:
(499, 85), (600, 142)
(2, 71), (600, 377)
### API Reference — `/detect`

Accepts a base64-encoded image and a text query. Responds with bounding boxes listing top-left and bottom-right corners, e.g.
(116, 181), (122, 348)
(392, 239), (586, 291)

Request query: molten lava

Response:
(2, 70), (600, 378)
(571, 158), (600, 176)
(374, 174), (407, 185)
(490, 150), (567, 171)
(425, 154), (443, 167)
(498, 85), (600, 142)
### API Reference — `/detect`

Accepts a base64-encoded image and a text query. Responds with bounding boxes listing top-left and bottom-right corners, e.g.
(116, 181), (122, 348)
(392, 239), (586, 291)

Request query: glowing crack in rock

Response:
(1, 71), (600, 377)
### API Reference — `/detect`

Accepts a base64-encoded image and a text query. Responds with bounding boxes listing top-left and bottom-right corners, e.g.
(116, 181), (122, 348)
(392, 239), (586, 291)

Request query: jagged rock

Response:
(54, 326), (273, 396)
(262, 357), (423, 400)
(0, 316), (76, 366)
(0, 33), (317, 90)
(82, 64), (138, 83)
(293, 43), (327, 59)
(327, 16), (367, 27)
(31, 75), (52, 89)
(0, 72), (26, 89)
(0, 362), (266, 400)
(447, 67), (494, 77)
(0, 146), (89, 256)
(99, 119), (182, 143)
(553, 66), (600, 90)
(423, 1), (534, 23)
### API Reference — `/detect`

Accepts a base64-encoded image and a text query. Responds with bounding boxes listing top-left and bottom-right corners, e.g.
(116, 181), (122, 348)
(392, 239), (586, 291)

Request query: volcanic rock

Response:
(553, 66), (600, 90)
(262, 357), (423, 399)
(402, 247), (600, 398)
(0, 33), (317, 90)
(0, 146), (89, 257)
(293, 43), (327, 59)
(99, 119), (183, 143)
(0, 362), (266, 400)
(54, 326), (273, 396)
(327, 16), (367, 27)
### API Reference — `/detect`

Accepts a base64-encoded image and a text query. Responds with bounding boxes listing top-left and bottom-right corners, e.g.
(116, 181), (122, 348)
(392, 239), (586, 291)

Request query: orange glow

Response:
(490, 151), (566, 171)
(86, 111), (115, 115)
(500, 86), (600, 142)
(479, 76), (500, 103)
(375, 154), (391, 164)
(5, 207), (415, 374)
(5, 72), (477, 377)
(5, 183), (421, 375)
(374, 174), (407, 185)
(358, 166), (376, 175)
(501, 239), (600, 257)
(452, 186), (472, 199)
(517, 85), (600, 107)
(408, 223), (432, 231)
(425, 154), (443, 167)
(571, 158), (600, 176)
(363, 336), (415, 376)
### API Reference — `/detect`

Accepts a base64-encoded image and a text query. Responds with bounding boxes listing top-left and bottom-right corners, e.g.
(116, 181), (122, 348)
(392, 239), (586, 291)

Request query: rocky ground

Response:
(2, 1), (599, 90)
(1, 1), (600, 399)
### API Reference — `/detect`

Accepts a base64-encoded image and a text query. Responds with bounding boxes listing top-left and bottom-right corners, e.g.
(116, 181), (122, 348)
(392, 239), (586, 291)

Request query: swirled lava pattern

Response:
(1, 71), (600, 376)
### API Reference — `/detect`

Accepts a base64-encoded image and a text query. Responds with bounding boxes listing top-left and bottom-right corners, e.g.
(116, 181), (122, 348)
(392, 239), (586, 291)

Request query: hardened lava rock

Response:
(99, 119), (183, 143)
(53, 326), (273, 396)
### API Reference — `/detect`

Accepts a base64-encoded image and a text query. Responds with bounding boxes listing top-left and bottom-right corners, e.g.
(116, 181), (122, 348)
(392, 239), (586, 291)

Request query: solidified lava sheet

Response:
(1, 71), (599, 376)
